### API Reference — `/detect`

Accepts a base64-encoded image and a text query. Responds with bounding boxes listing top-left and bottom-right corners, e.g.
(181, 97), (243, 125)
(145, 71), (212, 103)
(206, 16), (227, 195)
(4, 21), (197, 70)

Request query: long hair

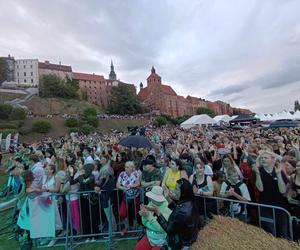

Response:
(177, 178), (194, 201)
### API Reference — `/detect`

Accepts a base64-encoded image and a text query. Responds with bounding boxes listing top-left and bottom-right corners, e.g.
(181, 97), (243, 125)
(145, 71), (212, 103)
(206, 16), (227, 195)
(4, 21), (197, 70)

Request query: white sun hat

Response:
(146, 186), (166, 202)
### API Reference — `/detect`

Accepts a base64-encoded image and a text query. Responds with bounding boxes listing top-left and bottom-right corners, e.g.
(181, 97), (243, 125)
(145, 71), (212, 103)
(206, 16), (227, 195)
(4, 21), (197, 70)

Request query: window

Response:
(23, 65), (26, 69)
(30, 65), (33, 68)
(31, 72), (33, 76)
(17, 65), (19, 69)
(24, 79), (26, 83)
(17, 72), (19, 76)
(24, 72), (26, 76)
(31, 79), (33, 83)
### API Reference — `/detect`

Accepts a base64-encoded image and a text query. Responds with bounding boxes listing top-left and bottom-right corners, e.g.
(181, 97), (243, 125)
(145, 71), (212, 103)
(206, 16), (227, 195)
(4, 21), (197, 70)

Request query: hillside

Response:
(24, 96), (103, 116)
(19, 117), (148, 143)
(0, 92), (26, 102)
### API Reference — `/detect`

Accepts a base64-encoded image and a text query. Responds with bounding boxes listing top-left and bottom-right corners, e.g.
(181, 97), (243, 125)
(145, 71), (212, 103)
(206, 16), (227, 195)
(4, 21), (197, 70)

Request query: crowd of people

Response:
(1, 125), (300, 249)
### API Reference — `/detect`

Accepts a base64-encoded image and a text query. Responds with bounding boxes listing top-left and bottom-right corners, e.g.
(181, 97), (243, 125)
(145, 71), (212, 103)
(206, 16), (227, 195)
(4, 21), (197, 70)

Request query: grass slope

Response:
(24, 96), (103, 116)
(0, 93), (26, 102)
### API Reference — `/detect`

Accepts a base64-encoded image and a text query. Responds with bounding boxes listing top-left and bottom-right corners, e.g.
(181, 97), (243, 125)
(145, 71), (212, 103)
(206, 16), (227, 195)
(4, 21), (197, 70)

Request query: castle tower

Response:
(147, 66), (161, 89)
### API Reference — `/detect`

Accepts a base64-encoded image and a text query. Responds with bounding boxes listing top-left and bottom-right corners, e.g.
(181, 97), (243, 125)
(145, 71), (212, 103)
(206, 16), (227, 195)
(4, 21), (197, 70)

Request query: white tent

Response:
(293, 110), (300, 119)
(214, 115), (232, 124)
(180, 114), (216, 129)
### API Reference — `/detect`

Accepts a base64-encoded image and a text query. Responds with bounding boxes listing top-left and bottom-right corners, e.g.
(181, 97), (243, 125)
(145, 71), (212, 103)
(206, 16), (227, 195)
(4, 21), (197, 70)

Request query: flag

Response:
(5, 133), (11, 151)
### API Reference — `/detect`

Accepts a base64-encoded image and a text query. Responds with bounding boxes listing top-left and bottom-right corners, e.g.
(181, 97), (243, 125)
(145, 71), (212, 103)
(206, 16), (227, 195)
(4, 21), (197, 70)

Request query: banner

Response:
(5, 133), (11, 151)
(0, 133), (2, 150)
(13, 133), (19, 146)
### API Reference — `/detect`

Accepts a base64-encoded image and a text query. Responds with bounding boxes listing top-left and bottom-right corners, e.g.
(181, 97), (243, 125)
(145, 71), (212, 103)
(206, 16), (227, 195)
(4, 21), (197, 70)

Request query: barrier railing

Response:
(194, 194), (295, 240)
(16, 188), (298, 249)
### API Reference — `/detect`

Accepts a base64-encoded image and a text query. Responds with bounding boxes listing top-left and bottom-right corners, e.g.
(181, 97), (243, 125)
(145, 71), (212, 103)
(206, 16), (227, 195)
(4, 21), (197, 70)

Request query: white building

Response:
(15, 59), (39, 87)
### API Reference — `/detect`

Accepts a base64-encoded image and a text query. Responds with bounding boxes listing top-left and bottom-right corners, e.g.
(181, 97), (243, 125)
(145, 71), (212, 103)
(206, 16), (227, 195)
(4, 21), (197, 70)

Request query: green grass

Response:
(0, 93), (26, 102)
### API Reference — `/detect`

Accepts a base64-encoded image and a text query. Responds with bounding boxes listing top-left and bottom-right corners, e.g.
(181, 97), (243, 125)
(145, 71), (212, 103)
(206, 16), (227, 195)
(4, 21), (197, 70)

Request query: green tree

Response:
(294, 100), (300, 112)
(9, 107), (26, 120)
(80, 124), (95, 135)
(65, 118), (79, 128)
(196, 107), (215, 117)
(0, 103), (13, 119)
(0, 58), (5, 83)
(83, 107), (97, 117)
(107, 84), (148, 115)
(33, 120), (51, 133)
(153, 116), (168, 127)
(39, 74), (78, 98)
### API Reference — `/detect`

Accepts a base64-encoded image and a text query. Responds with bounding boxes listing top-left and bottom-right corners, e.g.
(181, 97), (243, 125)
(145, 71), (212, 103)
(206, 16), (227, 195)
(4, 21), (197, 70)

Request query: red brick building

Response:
(74, 61), (136, 107)
(138, 67), (206, 117)
(138, 67), (251, 117)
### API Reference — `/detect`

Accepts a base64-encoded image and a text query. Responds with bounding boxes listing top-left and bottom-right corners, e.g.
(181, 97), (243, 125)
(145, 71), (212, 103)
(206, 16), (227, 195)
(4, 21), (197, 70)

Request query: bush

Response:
(65, 118), (78, 128)
(0, 103), (13, 119)
(154, 116), (168, 127)
(0, 129), (16, 138)
(83, 107), (97, 117)
(68, 127), (80, 133)
(80, 124), (95, 135)
(19, 127), (32, 135)
(83, 115), (99, 128)
(0, 120), (24, 129)
(32, 120), (51, 133)
(9, 107), (26, 120)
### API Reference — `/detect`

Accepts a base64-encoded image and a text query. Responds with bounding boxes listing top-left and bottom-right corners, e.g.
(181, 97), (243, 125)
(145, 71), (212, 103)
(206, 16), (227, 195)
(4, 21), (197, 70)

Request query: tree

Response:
(153, 116), (168, 127)
(9, 107), (26, 120)
(80, 124), (95, 135)
(39, 74), (78, 98)
(294, 100), (300, 112)
(65, 118), (79, 128)
(33, 120), (51, 133)
(196, 107), (215, 117)
(107, 84), (149, 115)
(0, 103), (13, 119)
(0, 58), (5, 83)
(83, 107), (97, 117)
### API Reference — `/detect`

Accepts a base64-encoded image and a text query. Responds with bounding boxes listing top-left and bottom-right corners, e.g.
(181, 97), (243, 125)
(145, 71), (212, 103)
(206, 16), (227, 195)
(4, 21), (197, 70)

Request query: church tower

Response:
(109, 60), (117, 80)
(147, 66), (161, 89)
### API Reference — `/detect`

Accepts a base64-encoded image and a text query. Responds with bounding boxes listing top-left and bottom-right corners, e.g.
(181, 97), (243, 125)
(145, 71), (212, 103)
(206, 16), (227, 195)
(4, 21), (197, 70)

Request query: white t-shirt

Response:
(204, 165), (213, 176)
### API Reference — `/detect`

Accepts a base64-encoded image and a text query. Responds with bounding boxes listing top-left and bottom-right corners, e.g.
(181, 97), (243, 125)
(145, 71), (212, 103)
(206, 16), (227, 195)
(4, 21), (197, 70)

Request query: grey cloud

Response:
(1, 0), (300, 113)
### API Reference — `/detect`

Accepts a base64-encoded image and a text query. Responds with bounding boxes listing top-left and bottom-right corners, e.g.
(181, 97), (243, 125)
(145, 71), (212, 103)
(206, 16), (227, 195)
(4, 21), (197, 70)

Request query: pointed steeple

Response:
(109, 60), (117, 80)
(151, 66), (156, 74)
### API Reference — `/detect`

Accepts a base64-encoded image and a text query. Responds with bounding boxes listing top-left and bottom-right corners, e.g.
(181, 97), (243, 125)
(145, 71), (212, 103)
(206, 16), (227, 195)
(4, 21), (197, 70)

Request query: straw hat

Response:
(146, 186), (166, 203)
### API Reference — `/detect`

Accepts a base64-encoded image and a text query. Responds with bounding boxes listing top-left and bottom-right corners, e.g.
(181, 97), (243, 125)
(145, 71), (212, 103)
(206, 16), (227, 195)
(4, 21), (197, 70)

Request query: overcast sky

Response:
(1, 0), (300, 113)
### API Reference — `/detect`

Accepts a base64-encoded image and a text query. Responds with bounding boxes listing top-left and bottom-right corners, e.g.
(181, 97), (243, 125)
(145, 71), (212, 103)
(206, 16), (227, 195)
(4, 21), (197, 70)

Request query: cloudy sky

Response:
(1, 0), (300, 113)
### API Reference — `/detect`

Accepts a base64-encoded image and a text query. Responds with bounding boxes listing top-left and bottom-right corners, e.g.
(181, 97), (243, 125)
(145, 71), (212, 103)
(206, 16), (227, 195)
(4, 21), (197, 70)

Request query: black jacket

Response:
(156, 200), (198, 250)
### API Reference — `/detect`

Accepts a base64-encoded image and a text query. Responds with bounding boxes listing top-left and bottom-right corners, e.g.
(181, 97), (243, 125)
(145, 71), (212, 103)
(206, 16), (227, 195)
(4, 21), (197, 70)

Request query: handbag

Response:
(124, 188), (140, 202)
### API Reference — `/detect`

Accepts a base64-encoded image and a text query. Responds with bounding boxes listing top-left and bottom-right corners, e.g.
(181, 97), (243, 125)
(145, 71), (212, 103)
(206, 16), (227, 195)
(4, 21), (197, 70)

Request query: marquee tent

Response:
(214, 115), (232, 124)
(180, 114), (216, 129)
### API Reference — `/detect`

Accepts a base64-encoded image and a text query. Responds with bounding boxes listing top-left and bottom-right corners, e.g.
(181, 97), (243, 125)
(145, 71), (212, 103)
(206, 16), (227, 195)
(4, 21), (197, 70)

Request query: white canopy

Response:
(214, 115), (232, 123)
(294, 110), (300, 119)
(180, 114), (216, 129)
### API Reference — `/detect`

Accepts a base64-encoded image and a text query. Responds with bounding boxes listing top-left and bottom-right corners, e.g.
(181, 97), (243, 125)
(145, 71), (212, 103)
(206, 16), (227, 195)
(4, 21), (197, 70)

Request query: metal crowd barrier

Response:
(23, 189), (298, 250)
(194, 194), (295, 240)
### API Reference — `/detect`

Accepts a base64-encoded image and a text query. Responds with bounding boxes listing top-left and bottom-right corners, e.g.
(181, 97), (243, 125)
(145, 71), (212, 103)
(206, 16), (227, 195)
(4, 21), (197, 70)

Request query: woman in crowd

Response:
(189, 158), (213, 222)
(162, 158), (188, 196)
(135, 186), (172, 250)
(95, 165), (117, 232)
(220, 154), (243, 180)
(287, 161), (300, 241)
(69, 163), (97, 237)
(42, 164), (63, 232)
(253, 150), (289, 238)
(149, 178), (198, 250)
(116, 161), (141, 232)
(220, 167), (251, 222)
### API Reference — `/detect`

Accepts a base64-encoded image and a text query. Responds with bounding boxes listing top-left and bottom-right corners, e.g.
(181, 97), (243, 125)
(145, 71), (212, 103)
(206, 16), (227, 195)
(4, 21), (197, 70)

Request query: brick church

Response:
(138, 67), (207, 117)
(138, 67), (251, 117)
